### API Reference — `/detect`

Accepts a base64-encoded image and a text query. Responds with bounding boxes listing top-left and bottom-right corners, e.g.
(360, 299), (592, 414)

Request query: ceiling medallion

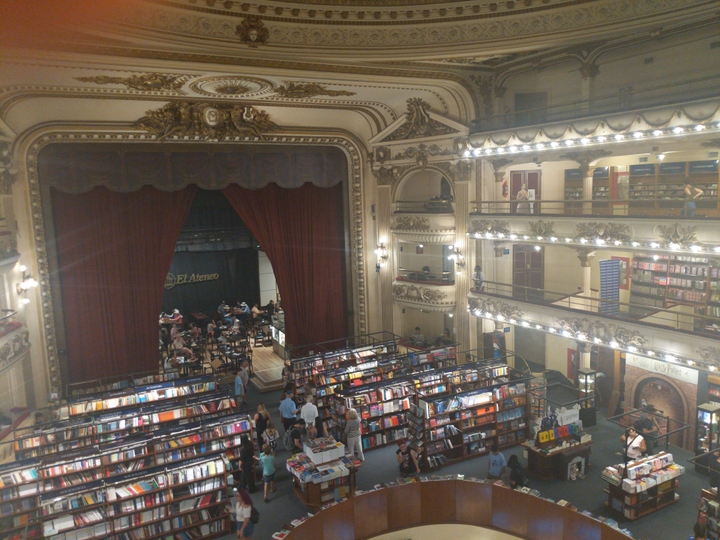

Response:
(236, 15), (269, 47)
(75, 74), (187, 92)
(134, 102), (277, 141)
(189, 76), (272, 98)
(274, 82), (356, 99)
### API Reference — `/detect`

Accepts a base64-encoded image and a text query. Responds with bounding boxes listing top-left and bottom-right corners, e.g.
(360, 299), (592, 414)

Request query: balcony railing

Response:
(472, 281), (720, 338)
(470, 198), (720, 218)
(395, 199), (454, 213)
(470, 74), (720, 133)
(397, 268), (455, 285)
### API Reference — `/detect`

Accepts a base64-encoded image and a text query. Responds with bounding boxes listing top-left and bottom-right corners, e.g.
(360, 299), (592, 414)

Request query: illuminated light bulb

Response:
(647, 350), (655, 356)
(565, 238), (572, 243)
(596, 136), (607, 142)
(510, 234), (517, 240)
(535, 143), (545, 150)
(550, 141), (559, 148)
(669, 243), (680, 250)
(691, 245), (702, 252)
(650, 242), (659, 248)
(665, 354), (676, 362)
(509, 318), (517, 324)
(21, 298), (30, 305)
(522, 145), (531, 151)
(672, 127), (684, 134)
(473, 149), (482, 157)
(562, 330), (572, 338)
(564, 140), (574, 146)
(19, 265), (27, 272)
(593, 337), (601, 344)
(653, 130), (663, 136)
(576, 333), (586, 341)
(537, 236), (543, 240)
(448, 313), (453, 318)
(614, 134), (624, 141)
(497, 148), (505, 154)
(695, 125), (706, 131)
(610, 341), (619, 348)
(523, 235), (529, 240)
(535, 325), (543, 330)
(580, 138), (590, 145)
(579, 237), (588, 244)
(550, 237), (557, 242)
(687, 360), (694, 366)
(595, 238), (605, 245)
(652, 255), (659, 261)
(657, 153), (665, 161)
(496, 314), (505, 321)
(628, 345), (637, 353)
(632, 132), (643, 139)
(534, 246), (541, 251)
(485, 232), (493, 238)
(497, 233), (505, 239)
(614, 240), (621, 246)
(509, 146), (518, 153)
(710, 365), (717, 371)
(714, 247), (720, 253)
(463, 150), (471, 158)
(522, 321), (530, 327)
(475, 233), (481, 238)
(485, 148), (494, 155)
(632, 242), (639, 247)
(548, 327), (557, 333)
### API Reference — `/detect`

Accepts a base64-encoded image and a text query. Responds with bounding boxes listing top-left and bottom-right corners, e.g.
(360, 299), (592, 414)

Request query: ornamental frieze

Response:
(392, 283), (448, 304)
(134, 102), (277, 141)
(382, 98), (458, 142)
(469, 219), (510, 237)
(75, 73), (189, 92)
(698, 347), (720, 369)
(575, 222), (630, 244)
(528, 220), (556, 238)
(394, 143), (455, 162)
(392, 216), (430, 230)
(236, 15), (269, 47)
(0, 329), (30, 373)
(554, 317), (647, 348)
(657, 223), (698, 246)
(274, 82), (356, 99)
(468, 298), (524, 321)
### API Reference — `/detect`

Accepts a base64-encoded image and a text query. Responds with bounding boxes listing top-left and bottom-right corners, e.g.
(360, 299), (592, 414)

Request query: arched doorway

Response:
(633, 376), (685, 448)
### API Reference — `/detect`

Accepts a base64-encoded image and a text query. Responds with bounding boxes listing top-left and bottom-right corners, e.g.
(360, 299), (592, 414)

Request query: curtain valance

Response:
(38, 144), (346, 193)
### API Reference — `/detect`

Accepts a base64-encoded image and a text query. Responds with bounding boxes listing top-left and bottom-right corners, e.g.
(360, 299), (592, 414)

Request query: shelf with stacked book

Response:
(564, 168), (584, 215)
(40, 448), (105, 494)
(697, 488), (720, 540)
(100, 434), (155, 478)
(67, 375), (134, 399)
(591, 166), (612, 212)
(0, 457), (42, 540)
(602, 451), (684, 520)
(41, 480), (109, 540)
(629, 254), (669, 315)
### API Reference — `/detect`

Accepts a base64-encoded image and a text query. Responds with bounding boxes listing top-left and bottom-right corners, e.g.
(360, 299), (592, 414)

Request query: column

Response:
(574, 247), (596, 311)
(454, 171), (471, 361)
(376, 185), (394, 334)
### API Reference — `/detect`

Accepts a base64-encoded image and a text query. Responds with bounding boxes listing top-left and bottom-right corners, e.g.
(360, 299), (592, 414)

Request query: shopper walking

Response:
(239, 435), (257, 493)
(255, 444), (277, 502)
(253, 404), (270, 450)
(280, 391), (299, 432)
(235, 488), (255, 539)
(487, 444), (507, 480)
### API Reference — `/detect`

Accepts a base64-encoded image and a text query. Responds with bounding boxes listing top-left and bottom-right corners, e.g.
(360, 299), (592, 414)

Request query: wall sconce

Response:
(16, 265), (38, 305)
(448, 246), (465, 268)
(375, 244), (389, 265)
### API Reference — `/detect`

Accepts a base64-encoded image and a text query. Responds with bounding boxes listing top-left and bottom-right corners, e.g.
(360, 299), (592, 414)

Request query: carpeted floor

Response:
(227, 382), (705, 540)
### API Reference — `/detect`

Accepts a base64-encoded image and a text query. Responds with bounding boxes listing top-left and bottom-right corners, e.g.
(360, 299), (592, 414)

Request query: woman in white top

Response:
(300, 395), (319, 440)
(235, 488), (254, 539)
(620, 427), (646, 463)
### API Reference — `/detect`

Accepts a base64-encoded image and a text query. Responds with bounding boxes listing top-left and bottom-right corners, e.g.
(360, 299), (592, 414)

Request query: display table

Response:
(602, 451), (684, 520)
(523, 425), (592, 481)
(286, 438), (360, 510)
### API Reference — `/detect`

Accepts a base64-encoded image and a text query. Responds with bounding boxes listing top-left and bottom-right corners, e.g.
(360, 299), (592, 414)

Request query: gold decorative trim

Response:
(392, 283), (448, 303)
(554, 317), (648, 348)
(527, 220), (555, 238)
(469, 219), (510, 237)
(134, 101), (277, 141)
(236, 15), (269, 47)
(468, 297), (524, 321)
(392, 216), (430, 230)
(575, 222), (630, 244)
(23, 128), (368, 397)
(657, 223), (698, 245)
(382, 98), (459, 142)
(275, 82), (356, 99)
(0, 141), (18, 196)
(0, 329), (30, 374)
(189, 76), (273, 98)
(75, 73), (190, 92)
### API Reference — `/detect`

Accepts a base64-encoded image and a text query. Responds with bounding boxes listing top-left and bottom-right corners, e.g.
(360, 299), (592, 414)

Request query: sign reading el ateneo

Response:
(165, 272), (220, 289)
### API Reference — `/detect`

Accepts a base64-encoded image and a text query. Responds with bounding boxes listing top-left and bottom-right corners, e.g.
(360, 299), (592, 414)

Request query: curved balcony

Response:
(391, 204), (455, 244)
(393, 276), (456, 313)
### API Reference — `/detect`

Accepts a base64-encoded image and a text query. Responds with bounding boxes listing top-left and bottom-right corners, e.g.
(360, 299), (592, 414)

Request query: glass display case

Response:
(577, 368), (597, 427)
(696, 402), (720, 467)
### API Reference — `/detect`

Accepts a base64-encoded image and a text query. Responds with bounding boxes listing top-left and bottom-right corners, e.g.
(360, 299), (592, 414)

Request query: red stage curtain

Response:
(51, 186), (197, 382)
(223, 183), (348, 349)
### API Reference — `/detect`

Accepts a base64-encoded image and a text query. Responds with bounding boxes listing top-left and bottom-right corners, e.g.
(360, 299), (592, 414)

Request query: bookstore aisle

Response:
(233, 385), (710, 540)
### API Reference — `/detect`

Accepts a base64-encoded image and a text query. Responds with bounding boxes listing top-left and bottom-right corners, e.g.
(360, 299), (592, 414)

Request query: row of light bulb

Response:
(470, 230), (720, 254)
(464, 123), (716, 157)
(470, 307), (714, 371)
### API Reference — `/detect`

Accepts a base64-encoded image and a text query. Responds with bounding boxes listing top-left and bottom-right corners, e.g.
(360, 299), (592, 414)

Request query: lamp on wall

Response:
(16, 265), (38, 305)
(448, 245), (465, 268)
(375, 243), (389, 265)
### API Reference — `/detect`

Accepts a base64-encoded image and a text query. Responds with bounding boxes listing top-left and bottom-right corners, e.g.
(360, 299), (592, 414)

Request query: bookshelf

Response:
(698, 488), (720, 540)
(412, 363), (530, 471)
(0, 458), (42, 540)
(592, 166), (611, 213)
(564, 168), (584, 215)
(523, 423), (592, 480)
(629, 254), (668, 316)
(602, 451), (684, 520)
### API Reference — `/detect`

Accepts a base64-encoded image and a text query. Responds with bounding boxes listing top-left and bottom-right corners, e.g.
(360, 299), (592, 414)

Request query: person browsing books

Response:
(300, 395), (319, 440)
(396, 439), (419, 477)
(280, 392), (299, 432)
(291, 419), (306, 454)
(345, 408), (364, 462)
(621, 427), (646, 463)
(487, 444), (507, 480)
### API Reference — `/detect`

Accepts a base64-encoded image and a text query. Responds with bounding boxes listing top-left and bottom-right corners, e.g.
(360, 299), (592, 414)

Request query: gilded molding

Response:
(657, 223), (698, 245)
(0, 141), (18, 196)
(575, 222), (630, 243)
(134, 102), (278, 141)
(554, 317), (648, 348)
(391, 230), (456, 245)
(236, 15), (269, 47)
(573, 247), (596, 268)
(468, 297), (524, 321)
(275, 82), (356, 99)
(469, 219), (510, 237)
(24, 129), (368, 396)
(527, 220), (556, 238)
(0, 329), (30, 374)
(189, 76), (273, 98)
(394, 143), (455, 162)
(469, 74), (495, 119)
(392, 283), (450, 304)
(382, 98), (458, 142)
(392, 216), (430, 230)
(75, 73), (189, 92)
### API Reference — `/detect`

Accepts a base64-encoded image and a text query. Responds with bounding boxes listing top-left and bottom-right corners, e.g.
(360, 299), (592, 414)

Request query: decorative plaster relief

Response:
(274, 82), (356, 98)
(553, 316), (648, 348)
(189, 76), (273, 98)
(382, 98), (458, 142)
(468, 297), (524, 321)
(392, 216), (430, 230)
(469, 219), (510, 237)
(75, 73), (190, 92)
(657, 223), (698, 246)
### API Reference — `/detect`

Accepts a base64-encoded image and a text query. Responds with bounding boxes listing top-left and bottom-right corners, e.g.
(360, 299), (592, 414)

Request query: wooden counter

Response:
(283, 480), (630, 540)
(526, 440), (593, 481)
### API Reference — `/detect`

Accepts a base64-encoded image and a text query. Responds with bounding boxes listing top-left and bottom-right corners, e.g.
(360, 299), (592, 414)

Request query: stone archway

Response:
(629, 372), (690, 449)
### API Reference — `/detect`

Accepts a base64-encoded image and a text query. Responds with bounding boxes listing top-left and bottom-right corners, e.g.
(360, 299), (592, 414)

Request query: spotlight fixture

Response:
(447, 246), (465, 268)
(16, 265), (38, 305)
(375, 243), (389, 264)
